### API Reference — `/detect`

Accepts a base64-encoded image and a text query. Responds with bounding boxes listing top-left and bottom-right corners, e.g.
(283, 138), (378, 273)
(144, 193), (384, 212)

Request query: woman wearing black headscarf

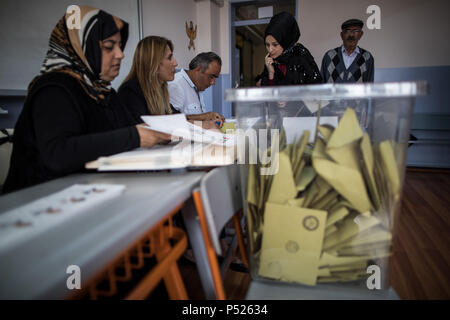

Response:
(3, 6), (170, 193)
(259, 12), (322, 86)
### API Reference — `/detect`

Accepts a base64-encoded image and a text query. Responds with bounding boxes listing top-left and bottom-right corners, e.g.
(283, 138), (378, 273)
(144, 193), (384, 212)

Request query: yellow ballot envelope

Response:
(313, 157), (372, 213)
(242, 105), (406, 287)
(220, 121), (236, 134)
(259, 202), (327, 285)
(327, 108), (363, 149)
(360, 133), (381, 209)
(317, 124), (334, 143)
(266, 151), (297, 204)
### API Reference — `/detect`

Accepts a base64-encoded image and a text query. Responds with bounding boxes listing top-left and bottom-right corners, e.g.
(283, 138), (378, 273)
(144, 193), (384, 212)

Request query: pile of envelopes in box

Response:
(246, 108), (401, 286)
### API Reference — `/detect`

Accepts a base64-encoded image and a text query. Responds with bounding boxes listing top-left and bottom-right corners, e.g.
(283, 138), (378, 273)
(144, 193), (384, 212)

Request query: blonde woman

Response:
(118, 36), (221, 129)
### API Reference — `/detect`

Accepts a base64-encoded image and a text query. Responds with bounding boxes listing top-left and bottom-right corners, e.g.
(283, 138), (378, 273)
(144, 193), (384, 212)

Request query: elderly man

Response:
(168, 52), (224, 125)
(321, 19), (374, 83)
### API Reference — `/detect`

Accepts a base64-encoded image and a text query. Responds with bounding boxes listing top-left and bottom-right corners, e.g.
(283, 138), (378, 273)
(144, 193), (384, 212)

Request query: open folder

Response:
(86, 114), (237, 171)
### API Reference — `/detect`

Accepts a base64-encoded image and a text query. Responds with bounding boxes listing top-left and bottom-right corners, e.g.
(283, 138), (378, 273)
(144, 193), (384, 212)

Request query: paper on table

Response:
(283, 117), (338, 144)
(190, 143), (236, 166)
(259, 202), (327, 285)
(91, 143), (194, 171)
(141, 114), (236, 146)
(142, 113), (189, 133)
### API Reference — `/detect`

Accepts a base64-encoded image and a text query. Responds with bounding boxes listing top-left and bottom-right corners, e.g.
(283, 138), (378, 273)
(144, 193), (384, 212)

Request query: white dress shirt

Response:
(341, 45), (360, 69)
(168, 69), (205, 114)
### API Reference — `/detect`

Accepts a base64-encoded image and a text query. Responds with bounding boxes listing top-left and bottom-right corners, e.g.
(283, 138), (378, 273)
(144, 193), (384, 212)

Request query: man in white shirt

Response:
(320, 19), (374, 83)
(168, 52), (225, 126)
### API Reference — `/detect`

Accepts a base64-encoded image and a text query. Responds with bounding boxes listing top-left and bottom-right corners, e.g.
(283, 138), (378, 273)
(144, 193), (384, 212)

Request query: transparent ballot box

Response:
(225, 82), (427, 291)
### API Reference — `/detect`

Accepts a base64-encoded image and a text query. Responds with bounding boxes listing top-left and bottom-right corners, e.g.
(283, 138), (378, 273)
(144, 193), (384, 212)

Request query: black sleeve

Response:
(117, 82), (149, 123)
(320, 54), (329, 83)
(302, 48), (323, 84)
(31, 86), (140, 174)
(260, 66), (272, 86)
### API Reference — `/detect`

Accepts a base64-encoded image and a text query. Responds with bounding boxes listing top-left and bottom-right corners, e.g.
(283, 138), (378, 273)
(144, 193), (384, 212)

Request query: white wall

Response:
(210, 1), (221, 54)
(298, 0), (450, 68)
(0, 0), (140, 90)
(142, 0), (229, 72)
(219, 0), (230, 74)
(142, 0), (197, 69)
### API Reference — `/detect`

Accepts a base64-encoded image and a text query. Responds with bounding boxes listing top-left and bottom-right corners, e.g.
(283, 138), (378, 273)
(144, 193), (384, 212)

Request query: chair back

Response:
(200, 165), (242, 255)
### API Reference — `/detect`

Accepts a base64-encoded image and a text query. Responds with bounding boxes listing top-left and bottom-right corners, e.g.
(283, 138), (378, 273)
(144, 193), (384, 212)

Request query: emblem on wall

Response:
(185, 21), (197, 51)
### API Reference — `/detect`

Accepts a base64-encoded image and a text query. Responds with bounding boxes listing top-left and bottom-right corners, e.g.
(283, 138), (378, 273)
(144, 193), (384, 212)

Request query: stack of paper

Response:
(247, 108), (400, 286)
(86, 114), (237, 170)
(142, 114), (236, 147)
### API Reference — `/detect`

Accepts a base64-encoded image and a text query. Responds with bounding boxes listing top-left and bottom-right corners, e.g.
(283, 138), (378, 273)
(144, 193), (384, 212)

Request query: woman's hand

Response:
(265, 53), (275, 79)
(136, 125), (172, 148)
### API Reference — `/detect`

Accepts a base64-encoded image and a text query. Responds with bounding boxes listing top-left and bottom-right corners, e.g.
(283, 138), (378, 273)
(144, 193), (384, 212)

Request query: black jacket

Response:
(3, 72), (140, 193)
(260, 43), (323, 86)
(118, 78), (179, 123)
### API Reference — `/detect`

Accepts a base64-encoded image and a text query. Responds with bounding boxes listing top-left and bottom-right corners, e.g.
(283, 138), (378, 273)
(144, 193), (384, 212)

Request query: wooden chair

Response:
(192, 165), (248, 300)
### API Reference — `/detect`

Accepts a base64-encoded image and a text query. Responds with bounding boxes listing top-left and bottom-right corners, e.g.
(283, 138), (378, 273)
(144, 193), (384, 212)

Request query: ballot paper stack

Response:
(246, 108), (402, 286)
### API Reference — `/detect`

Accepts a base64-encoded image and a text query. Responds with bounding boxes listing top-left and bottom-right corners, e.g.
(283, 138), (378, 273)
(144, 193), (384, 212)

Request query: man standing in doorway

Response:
(168, 52), (224, 125)
(321, 19), (374, 83)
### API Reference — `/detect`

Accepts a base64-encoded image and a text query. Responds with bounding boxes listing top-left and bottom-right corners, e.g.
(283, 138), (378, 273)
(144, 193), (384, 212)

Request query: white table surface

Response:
(0, 171), (205, 299)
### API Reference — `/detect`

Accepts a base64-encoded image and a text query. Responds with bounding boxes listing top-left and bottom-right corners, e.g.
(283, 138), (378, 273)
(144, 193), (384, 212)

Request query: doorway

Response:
(230, 0), (297, 89)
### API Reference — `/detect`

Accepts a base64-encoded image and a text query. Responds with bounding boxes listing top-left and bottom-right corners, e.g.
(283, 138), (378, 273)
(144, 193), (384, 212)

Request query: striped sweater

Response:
(321, 46), (374, 83)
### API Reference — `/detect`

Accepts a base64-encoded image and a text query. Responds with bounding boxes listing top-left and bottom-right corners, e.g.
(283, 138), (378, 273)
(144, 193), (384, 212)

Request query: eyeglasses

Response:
(343, 29), (362, 35)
